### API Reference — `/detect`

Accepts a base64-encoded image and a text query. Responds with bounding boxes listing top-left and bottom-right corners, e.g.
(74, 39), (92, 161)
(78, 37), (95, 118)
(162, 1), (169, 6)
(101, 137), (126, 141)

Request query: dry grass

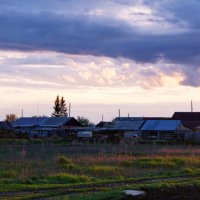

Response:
(1, 143), (200, 183)
(74, 154), (133, 165)
(159, 147), (200, 155)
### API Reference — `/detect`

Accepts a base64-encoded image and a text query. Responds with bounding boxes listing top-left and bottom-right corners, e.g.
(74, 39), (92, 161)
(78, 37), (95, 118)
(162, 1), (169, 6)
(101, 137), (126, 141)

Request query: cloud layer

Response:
(0, 50), (184, 91)
(0, 0), (200, 87)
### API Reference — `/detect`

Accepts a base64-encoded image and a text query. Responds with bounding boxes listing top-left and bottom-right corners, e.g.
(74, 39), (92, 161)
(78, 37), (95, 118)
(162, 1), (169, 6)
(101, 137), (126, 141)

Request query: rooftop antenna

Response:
(21, 109), (24, 118)
(191, 100), (193, 112)
(119, 109), (121, 118)
(102, 114), (104, 122)
(37, 99), (40, 117)
(128, 113), (130, 118)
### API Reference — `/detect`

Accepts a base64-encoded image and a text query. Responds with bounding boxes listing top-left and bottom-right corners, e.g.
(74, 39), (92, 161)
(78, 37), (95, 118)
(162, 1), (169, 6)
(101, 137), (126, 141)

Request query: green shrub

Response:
(170, 157), (186, 167)
(133, 158), (161, 168)
(25, 179), (34, 184)
(47, 173), (93, 183)
(64, 163), (81, 171)
(121, 160), (132, 167)
(56, 156), (72, 165)
(87, 165), (122, 177)
(132, 157), (187, 169)
(181, 167), (193, 174)
(0, 170), (17, 178)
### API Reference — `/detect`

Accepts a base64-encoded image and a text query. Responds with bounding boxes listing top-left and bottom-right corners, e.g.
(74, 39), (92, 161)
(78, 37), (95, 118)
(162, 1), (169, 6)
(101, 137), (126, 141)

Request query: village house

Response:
(33, 117), (82, 137)
(12, 117), (82, 138)
(11, 113), (199, 141)
(172, 112), (200, 140)
(113, 117), (145, 138)
(93, 117), (145, 143)
(12, 117), (48, 135)
(172, 112), (200, 130)
(141, 119), (190, 140)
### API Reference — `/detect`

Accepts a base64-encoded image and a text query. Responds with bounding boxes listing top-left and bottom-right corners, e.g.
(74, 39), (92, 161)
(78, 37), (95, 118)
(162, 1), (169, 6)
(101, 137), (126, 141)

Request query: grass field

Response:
(1, 140), (200, 199)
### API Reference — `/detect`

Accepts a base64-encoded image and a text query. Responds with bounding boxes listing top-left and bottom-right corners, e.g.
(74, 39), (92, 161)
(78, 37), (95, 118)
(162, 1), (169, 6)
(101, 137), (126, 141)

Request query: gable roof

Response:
(40, 117), (80, 127)
(12, 117), (81, 128)
(172, 112), (200, 121)
(172, 112), (200, 129)
(143, 117), (172, 120)
(114, 117), (143, 121)
(141, 120), (181, 131)
(114, 120), (144, 130)
(12, 117), (48, 127)
(114, 118), (145, 130)
(181, 121), (200, 130)
(96, 121), (114, 128)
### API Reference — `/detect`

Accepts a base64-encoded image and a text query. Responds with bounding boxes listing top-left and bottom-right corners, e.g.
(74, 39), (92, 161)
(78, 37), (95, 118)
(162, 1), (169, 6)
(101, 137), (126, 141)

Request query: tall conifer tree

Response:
(52, 95), (61, 117)
(52, 95), (68, 117)
(60, 96), (68, 116)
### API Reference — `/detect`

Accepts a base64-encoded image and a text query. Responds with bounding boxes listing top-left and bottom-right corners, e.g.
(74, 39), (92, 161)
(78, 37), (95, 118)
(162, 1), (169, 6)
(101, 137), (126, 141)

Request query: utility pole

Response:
(191, 100), (193, 112)
(37, 99), (40, 117)
(21, 109), (24, 118)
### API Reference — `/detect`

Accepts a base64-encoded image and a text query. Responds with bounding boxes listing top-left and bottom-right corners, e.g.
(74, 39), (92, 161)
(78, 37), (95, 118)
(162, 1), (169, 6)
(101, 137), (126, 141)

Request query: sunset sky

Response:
(1, 0), (200, 123)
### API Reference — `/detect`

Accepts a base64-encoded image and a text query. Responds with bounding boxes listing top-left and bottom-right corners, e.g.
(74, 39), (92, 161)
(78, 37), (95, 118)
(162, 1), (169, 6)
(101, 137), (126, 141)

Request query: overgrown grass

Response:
(57, 156), (73, 165)
(0, 144), (200, 179)
(54, 178), (200, 200)
(2, 142), (200, 199)
(0, 170), (18, 178)
(46, 173), (94, 184)
(130, 157), (186, 169)
(65, 189), (123, 200)
(86, 165), (122, 178)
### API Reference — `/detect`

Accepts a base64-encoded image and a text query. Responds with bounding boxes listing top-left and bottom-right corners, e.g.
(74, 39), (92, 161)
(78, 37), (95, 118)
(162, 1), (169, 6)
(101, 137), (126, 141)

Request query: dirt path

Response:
(122, 186), (200, 200)
(0, 175), (199, 200)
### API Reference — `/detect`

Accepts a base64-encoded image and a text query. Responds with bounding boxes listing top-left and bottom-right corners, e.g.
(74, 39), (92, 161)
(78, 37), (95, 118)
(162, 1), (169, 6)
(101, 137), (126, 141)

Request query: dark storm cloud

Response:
(1, 9), (199, 65)
(152, 0), (200, 29)
(1, 0), (200, 86)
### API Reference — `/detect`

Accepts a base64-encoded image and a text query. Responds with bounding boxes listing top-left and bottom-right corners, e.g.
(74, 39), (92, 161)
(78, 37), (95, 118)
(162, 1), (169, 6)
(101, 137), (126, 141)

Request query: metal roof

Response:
(172, 112), (200, 121)
(114, 119), (145, 130)
(141, 120), (181, 131)
(12, 117), (48, 127)
(34, 127), (57, 131)
(114, 117), (143, 121)
(12, 116), (80, 128)
(40, 117), (73, 127)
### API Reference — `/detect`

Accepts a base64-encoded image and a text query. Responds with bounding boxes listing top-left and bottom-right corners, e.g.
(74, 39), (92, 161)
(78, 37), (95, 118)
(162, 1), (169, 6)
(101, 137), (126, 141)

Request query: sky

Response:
(1, 0), (200, 123)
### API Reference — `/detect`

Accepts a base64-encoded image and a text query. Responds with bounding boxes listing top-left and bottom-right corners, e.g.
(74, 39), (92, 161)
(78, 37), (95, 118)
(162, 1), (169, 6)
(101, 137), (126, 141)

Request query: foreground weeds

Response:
(1, 142), (200, 199)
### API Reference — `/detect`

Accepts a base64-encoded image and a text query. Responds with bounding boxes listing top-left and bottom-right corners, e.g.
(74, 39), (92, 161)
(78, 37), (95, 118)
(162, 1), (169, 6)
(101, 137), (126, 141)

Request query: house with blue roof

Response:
(12, 117), (48, 135)
(113, 117), (145, 138)
(93, 117), (145, 142)
(141, 120), (190, 140)
(13, 117), (82, 137)
(34, 117), (82, 137)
